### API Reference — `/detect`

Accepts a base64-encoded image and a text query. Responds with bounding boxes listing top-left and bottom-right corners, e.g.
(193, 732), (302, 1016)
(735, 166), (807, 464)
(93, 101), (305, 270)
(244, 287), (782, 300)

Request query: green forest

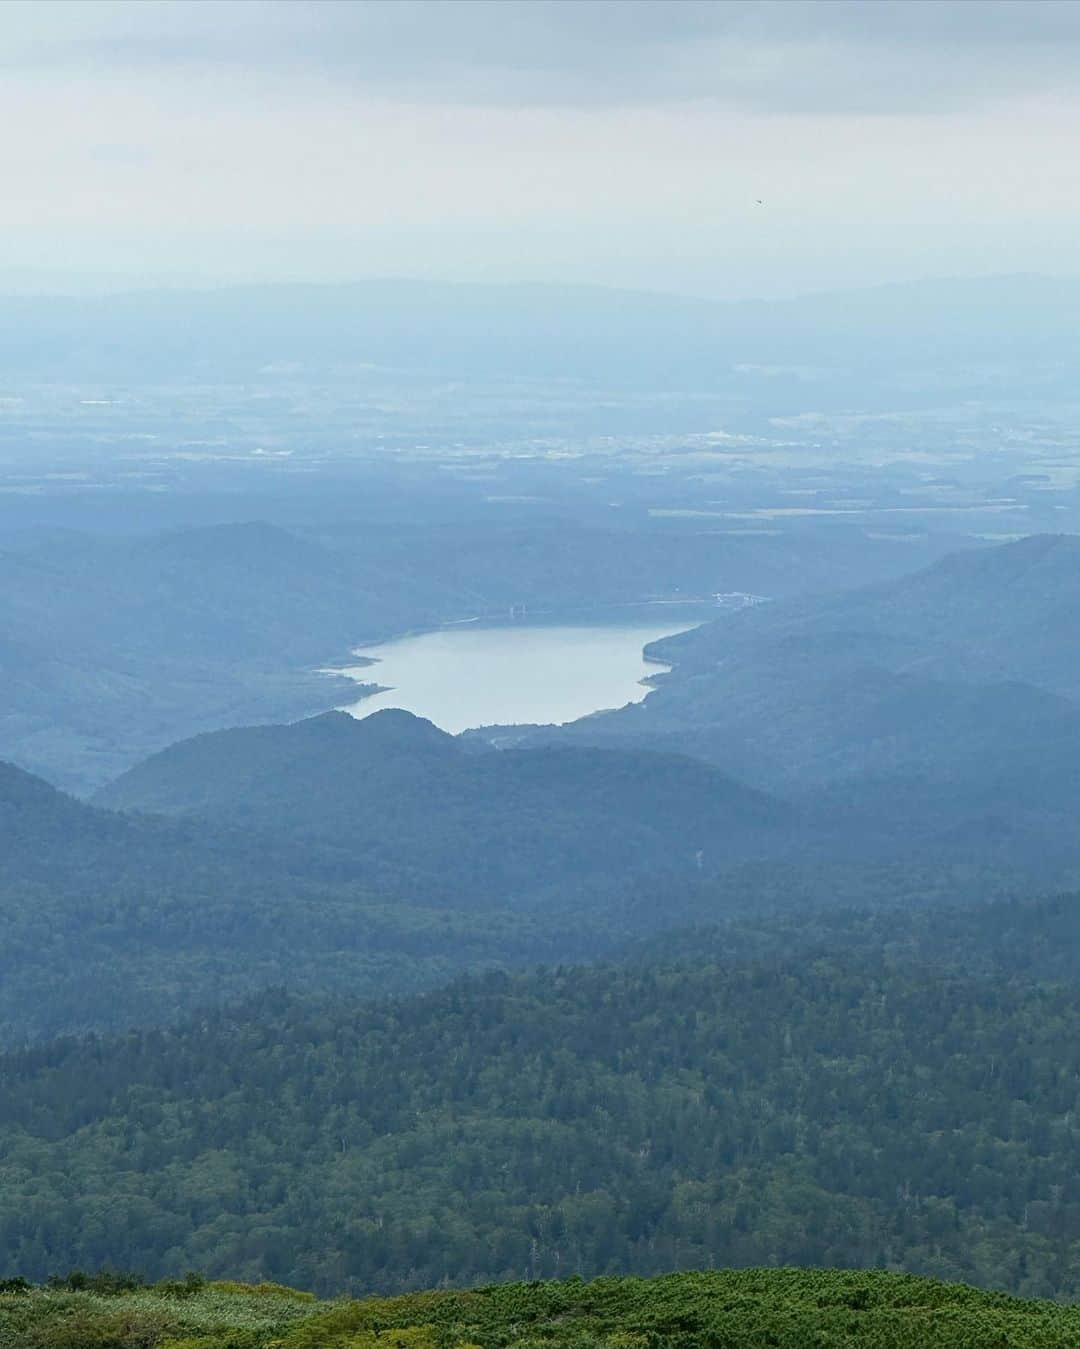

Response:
(5, 893), (1080, 1300)
(3, 1268), (1080, 1348)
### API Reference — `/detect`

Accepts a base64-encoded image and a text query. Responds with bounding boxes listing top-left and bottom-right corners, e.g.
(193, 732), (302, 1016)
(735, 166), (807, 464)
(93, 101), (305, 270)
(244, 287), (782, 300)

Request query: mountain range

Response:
(514, 534), (1080, 860)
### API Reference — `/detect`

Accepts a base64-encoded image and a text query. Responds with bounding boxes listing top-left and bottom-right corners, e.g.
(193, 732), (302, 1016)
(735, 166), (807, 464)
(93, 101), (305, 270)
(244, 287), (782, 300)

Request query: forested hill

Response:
(0, 722), (804, 1041)
(530, 534), (1080, 858)
(0, 753), (289, 901)
(4, 898), (1080, 1298)
(10, 704), (1080, 1045)
(0, 745), (589, 1041)
(4, 1269), (1080, 1348)
(94, 709), (796, 900)
(651, 532), (1080, 696)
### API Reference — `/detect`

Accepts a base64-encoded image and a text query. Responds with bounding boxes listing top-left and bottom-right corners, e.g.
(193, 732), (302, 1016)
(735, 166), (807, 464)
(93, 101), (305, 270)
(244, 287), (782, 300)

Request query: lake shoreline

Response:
(326, 614), (709, 733)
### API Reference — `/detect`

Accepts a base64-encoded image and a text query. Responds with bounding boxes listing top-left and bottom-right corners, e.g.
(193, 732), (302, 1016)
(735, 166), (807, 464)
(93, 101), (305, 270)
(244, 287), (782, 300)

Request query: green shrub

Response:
(155, 1273), (207, 1299)
(209, 1282), (316, 1303)
(22, 1307), (171, 1349)
(47, 1270), (148, 1294)
(160, 1335), (263, 1349)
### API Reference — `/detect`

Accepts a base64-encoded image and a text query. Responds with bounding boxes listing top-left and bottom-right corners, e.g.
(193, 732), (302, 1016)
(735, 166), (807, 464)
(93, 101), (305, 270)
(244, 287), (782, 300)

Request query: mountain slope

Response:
(95, 709), (798, 902)
(0, 718), (812, 1042)
(655, 532), (1080, 695)
(0, 522), (381, 792)
(522, 536), (1080, 855)
(0, 752), (601, 1041)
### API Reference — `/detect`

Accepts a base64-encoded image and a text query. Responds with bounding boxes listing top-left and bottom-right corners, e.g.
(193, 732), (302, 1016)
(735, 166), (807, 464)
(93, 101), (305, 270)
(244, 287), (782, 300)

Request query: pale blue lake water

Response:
(333, 620), (697, 732)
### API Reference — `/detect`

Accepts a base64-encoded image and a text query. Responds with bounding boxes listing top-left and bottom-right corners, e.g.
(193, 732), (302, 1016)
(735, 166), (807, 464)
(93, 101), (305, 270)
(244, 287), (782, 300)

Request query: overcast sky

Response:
(5, 0), (1080, 297)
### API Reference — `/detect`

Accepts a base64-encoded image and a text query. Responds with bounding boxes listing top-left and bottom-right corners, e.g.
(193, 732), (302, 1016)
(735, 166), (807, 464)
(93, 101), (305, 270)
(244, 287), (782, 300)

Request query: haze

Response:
(4, 0), (1080, 297)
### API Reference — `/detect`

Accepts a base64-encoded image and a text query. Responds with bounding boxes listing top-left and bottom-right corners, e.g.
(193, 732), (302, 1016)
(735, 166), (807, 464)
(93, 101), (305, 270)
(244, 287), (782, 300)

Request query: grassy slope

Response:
(3, 1270), (1080, 1348)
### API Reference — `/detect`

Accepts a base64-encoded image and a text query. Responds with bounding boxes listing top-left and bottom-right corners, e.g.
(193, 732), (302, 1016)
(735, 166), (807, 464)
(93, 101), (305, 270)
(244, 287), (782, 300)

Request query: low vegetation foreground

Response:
(3, 1269), (1080, 1348)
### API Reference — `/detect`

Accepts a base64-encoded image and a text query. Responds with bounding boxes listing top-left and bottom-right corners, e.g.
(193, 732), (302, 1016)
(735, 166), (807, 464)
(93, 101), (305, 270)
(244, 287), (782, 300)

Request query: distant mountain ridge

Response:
(657, 532), (1080, 693)
(473, 534), (1080, 866)
(3, 273), (1080, 382)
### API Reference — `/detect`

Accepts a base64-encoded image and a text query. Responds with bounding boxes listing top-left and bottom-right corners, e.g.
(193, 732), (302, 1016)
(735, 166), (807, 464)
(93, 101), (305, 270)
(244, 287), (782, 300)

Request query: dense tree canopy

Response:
(4, 915), (1080, 1299)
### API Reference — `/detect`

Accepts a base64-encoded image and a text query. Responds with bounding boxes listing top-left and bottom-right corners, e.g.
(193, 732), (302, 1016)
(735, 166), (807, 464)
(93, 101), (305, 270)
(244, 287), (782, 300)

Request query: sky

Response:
(4, 0), (1080, 298)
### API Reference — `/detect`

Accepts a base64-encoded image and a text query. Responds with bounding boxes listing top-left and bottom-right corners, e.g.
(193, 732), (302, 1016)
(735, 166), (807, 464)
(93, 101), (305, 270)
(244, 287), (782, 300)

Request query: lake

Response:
(333, 619), (698, 732)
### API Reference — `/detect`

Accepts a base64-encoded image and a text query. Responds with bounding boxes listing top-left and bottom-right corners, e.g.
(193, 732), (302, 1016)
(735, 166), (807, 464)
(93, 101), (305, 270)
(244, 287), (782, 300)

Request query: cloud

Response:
(4, 1), (1080, 297)
(9, 0), (1080, 114)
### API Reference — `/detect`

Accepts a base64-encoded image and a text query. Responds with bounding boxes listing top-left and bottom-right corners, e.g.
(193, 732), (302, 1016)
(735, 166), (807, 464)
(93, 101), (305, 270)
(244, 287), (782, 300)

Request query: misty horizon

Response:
(2, 265), (1080, 304)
